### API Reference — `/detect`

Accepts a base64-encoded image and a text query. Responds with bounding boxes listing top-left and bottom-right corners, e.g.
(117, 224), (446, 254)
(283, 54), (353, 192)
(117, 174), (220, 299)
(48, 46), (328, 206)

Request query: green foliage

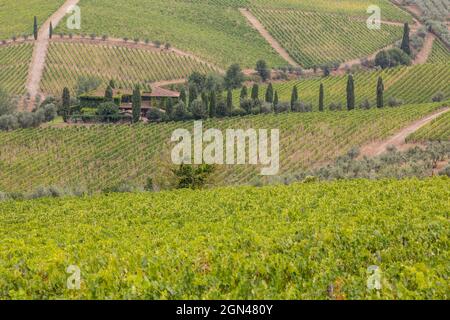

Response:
(0, 178), (448, 299)
(96, 102), (120, 123)
(377, 77), (384, 108)
(401, 23), (411, 56)
(172, 164), (215, 189)
(346, 74), (355, 110)
(256, 59), (270, 82)
(76, 76), (102, 96)
(224, 64), (244, 90)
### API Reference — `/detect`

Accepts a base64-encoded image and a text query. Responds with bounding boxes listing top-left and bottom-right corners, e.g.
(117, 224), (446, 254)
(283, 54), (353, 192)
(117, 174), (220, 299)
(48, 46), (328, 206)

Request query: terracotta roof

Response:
(84, 86), (180, 98)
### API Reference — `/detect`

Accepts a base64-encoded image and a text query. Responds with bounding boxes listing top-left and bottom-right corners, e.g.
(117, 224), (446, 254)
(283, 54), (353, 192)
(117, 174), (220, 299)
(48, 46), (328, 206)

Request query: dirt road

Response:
(359, 108), (449, 157)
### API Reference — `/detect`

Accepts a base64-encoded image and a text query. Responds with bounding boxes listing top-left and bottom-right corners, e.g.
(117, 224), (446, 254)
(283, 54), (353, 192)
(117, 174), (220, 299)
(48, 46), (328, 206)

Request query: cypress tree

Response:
(251, 84), (259, 101)
(180, 87), (187, 105)
(401, 23), (411, 56)
(240, 85), (248, 99)
(105, 85), (113, 102)
(290, 85), (298, 110)
(62, 87), (71, 122)
(226, 89), (233, 115)
(265, 83), (274, 103)
(346, 74), (355, 110)
(166, 97), (174, 116)
(188, 86), (197, 109)
(132, 85), (141, 123)
(376, 76), (384, 108)
(319, 83), (324, 112)
(209, 91), (217, 117)
(109, 79), (116, 89)
(273, 91), (279, 107)
(33, 16), (38, 40)
(49, 22), (53, 39)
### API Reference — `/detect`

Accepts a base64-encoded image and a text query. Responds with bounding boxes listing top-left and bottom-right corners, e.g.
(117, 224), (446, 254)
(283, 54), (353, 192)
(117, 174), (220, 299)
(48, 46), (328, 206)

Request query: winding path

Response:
(239, 8), (300, 67)
(359, 108), (450, 157)
(25, 0), (80, 109)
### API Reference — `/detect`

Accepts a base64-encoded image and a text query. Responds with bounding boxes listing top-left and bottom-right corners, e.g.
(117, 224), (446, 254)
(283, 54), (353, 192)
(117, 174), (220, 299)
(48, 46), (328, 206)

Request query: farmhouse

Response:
(79, 85), (180, 115)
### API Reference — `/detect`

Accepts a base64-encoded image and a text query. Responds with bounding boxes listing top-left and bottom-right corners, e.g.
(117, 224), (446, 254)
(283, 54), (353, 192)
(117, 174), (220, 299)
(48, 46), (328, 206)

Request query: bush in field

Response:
(96, 102), (120, 122)
(146, 107), (166, 123)
(387, 97), (404, 107)
(432, 91), (444, 102)
(375, 48), (411, 69)
(0, 88), (16, 116)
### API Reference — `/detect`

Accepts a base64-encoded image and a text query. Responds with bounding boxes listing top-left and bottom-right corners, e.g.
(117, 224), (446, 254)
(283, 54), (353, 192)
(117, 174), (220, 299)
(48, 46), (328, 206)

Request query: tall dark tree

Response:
(180, 87), (187, 105)
(62, 87), (71, 122)
(376, 76), (384, 108)
(226, 89), (233, 115)
(401, 23), (411, 56)
(273, 91), (279, 107)
(265, 83), (274, 103)
(224, 64), (244, 89)
(166, 97), (174, 116)
(346, 74), (355, 110)
(188, 86), (198, 109)
(105, 85), (113, 102)
(240, 85), (248, 99)
(209, 91), (217, 117)
(251, 84), (259, 101)
(33, 16), (38, 40)
(109, 79), (116, 89)
(319, 83), (324, 112)
(132, 85), (142, 123)
(290, 85), (298, 110)
(256, 60), (270, 82)
(49, 22), (53, 39)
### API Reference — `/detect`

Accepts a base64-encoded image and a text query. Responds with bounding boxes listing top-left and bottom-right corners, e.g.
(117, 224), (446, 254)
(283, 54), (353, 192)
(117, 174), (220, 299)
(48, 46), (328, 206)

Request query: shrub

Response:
(274, 102), (290, 113)
(0, 114), (19, 131)
(96, 102), (120, 122)
(146, 107), (166, 122)
(329, 102), (343, 111)
(191, 99), (209, 119)
(387, 97), (404, 107)
(360, 99), (372, 109)
(432, 92), (444, 102)
(230, 108), (247, 117)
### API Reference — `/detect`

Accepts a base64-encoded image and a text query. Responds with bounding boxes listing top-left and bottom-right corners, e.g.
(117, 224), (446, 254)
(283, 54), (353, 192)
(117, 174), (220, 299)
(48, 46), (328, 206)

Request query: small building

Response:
(79, 85), (180, 116)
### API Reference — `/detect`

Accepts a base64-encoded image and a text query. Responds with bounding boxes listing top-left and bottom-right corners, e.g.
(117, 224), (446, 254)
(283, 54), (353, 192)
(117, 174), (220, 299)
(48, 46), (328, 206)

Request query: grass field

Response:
(0, 102), (446, 194)
(41, 42), (217, 95)
(427, 39), (450, 64)
(251, 8), (403, 68)
(0, 43), (33, 95)
(407, 111), (450, 142)
(234, 64), (450, 108)
(0, 177), (448, 299)
(55, 0), (286, 68)
(182, 0), (413, 22)
(0, 0), (65, 40)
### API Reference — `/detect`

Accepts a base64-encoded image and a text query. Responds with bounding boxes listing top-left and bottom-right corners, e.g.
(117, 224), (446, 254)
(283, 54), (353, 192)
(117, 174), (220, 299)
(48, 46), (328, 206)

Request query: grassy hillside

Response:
(0, 0), (65, 40)
(55, 0), (286, 68)
(41, 42), (217, 95)
(251, 8), (403, 68)
(0, 102), (446, 194)
(407, 111), (450, 142)
(0, 178), (448, 299)
(234, 64), (450, 108)
(0, 43), (33, 95)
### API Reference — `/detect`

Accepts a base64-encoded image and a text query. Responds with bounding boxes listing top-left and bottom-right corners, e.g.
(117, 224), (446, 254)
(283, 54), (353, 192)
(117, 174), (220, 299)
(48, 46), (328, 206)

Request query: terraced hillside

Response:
(427, 39), (450, 64)
(251, 8), (403, 68)
(1, 178), (448, 299)
(55, 0), (286, 68)
(0, 102), (446, 194)
(41, 42), (217, 95)
(234, 64), (450, 109)
(0, 0), (65, 40)
(0, 43), (34, 95)
(407, 111), (450, 142)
